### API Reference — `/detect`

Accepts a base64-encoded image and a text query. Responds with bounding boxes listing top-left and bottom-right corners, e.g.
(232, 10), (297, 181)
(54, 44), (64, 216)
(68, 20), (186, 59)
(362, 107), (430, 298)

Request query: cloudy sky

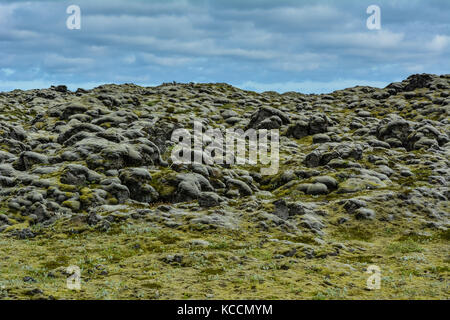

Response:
(0, 0), (449, 93)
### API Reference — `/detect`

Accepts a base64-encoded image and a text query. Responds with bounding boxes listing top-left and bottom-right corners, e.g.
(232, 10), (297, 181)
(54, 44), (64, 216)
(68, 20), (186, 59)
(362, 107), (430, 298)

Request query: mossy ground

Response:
(0, 216), (448, 300)
(0, 80), (448, 300)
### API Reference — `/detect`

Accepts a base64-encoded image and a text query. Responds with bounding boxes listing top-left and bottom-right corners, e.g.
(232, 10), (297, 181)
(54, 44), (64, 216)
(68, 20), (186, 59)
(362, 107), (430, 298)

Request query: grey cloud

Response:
(0, 0), (448, 93)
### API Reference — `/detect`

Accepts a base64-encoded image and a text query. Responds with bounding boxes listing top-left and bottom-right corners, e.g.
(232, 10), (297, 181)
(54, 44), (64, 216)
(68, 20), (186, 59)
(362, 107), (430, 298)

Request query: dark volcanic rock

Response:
(0, 73), (447, 238)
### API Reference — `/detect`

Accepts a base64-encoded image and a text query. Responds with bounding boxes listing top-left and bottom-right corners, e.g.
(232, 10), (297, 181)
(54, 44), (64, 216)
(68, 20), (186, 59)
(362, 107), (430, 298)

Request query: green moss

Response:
(385, 240), (424, 254)
(41, 255), (70, 270)
(62, 200), (81, 211)
(146, 100), (160, 106)
(221, 103), (235, 109)
(200, 268), (225, 276)
(4, 222), (30, 233)
(333, 225), (374, 241)
(0, 82), (448, 300)
(157, 233), (180, 245)
(275, 234), (317, 245)
(398, 232), (434, 244)
(107, 197), (118, 205)
(438, 229), (450, 241)
(79, 187), (95, 208)
(141, 282), (162, 289)
(396, 167), (433, 187)
(346, 255), (376, 263)
(149, 169), (177, 200)
(58, 183), (77, 192)
(427, 265), (450, 274)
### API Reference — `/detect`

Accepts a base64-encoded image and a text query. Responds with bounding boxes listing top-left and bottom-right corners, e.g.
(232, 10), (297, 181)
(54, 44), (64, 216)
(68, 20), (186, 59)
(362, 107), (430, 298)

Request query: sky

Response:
(0, 0), (449, 93)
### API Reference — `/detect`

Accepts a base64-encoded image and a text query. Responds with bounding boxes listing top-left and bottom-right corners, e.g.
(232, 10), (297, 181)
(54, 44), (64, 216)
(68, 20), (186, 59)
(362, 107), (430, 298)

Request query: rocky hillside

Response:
(0, 73), (448, 299)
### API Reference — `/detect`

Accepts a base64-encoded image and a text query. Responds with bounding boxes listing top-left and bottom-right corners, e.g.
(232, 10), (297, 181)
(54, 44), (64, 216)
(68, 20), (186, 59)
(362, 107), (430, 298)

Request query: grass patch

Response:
(385, 239), (424, 254)
(333, 225), (374, 241)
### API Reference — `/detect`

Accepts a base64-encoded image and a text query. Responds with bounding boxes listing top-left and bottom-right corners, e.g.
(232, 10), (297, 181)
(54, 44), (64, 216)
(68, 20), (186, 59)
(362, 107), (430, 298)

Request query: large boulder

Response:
(175, 173), (214, 202)
(14, 152), (49, 171)
(376, 115), (411, 148)
(246, 106), (290, 130)
(303, 143), (363, 168)
(287, 114), (331, 139)
(60, 164), (102, 186)
(119, 168), (159, 203)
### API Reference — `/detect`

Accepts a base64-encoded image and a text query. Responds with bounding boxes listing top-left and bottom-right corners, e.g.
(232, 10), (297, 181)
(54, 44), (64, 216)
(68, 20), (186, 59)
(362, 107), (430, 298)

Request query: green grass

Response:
(385, 240), (424, 254)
